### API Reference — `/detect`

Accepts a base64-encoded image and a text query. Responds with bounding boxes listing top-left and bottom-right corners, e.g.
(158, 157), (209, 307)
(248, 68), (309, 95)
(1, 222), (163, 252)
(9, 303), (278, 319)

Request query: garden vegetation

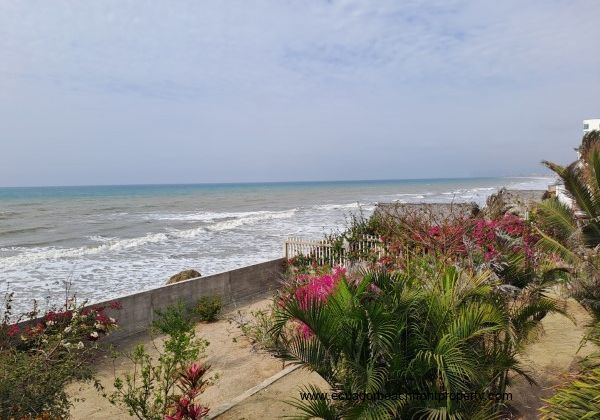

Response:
(2, 131), (600, 418)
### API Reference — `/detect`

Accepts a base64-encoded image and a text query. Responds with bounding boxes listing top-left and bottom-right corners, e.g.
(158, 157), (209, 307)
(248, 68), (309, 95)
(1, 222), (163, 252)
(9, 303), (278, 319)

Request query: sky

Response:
(1, 0), (599, 187)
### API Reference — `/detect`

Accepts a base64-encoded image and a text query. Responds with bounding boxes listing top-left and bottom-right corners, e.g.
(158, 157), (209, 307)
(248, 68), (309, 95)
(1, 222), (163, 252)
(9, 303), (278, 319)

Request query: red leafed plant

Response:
(165, 363), (210, 420)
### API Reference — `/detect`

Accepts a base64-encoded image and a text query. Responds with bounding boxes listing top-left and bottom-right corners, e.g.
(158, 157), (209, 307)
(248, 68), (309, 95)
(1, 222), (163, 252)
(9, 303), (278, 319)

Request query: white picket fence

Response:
(284, 235), (384, 266)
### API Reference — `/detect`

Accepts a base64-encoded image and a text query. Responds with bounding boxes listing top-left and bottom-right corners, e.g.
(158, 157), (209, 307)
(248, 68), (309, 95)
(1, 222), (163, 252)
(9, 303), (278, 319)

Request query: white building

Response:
(555, 183), (575, 209)
(583, 118), (600, 133)
(551, 119), (598, 209)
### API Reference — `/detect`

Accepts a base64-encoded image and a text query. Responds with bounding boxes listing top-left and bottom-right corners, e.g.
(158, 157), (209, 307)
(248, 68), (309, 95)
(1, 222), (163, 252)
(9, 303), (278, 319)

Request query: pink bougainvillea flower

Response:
(295, 274), (337, 310)
(368, 283), (382, 295)
(44, 311), (57, 322)
(95, 312), (111, 324)
(298, 322), (314, 339)
(291, 268), (346, 337)
(7, 324), (20, 337)
(109, 300), (123, 310)
(428, 226), (441, 237)
(333, 266), (346, 278)
(484, 245), (499, 261)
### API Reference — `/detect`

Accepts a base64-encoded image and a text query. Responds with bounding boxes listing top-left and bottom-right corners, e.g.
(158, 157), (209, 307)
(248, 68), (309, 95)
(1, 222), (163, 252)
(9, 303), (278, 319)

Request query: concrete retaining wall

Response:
(101, 258), (286, 341)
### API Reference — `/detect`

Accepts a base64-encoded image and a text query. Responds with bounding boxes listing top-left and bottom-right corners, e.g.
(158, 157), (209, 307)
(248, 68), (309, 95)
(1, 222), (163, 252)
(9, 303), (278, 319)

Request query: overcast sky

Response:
(1, 1), (599, 187)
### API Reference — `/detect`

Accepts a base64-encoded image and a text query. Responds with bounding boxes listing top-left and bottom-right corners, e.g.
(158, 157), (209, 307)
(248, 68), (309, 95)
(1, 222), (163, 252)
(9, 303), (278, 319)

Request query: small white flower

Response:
(64, 326), (72, 333)
(61, 340), (71, 348)
(90, 331), (99, 339)
(76, 341), (84, 349)
(46, 320), (55, 326)
(109, 317), (116, 323)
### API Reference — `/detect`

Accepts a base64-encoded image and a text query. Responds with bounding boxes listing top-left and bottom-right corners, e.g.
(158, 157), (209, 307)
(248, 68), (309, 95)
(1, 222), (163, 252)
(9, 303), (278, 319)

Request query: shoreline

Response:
(1, 182), (550, 313)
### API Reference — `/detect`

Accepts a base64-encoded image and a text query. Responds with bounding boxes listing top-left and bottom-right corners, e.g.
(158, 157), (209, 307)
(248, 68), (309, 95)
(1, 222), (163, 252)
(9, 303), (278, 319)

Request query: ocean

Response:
(0, 177), (552, 312)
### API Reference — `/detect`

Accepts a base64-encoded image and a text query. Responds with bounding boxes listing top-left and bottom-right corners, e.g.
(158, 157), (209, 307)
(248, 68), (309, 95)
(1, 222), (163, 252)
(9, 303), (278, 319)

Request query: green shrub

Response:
(228, 307), (283, 353)
(195, 296), (222, 322)
(107, 302), (209, 420)
(152, 301), (193, 336)
(0, 293), (119, 418)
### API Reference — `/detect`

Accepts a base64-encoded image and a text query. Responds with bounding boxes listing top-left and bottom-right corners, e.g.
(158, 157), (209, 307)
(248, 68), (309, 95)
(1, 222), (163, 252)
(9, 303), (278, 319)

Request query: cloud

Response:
(0, 0), (599, 186)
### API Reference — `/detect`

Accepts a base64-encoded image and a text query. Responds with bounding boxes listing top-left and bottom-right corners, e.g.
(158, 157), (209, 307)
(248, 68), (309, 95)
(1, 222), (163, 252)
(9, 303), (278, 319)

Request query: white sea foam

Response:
(88, 235), (118, 242)
(206, 208), (297, 231)
(1, 209), (298, 267)
(505, 177), (554, 190)
(148, 210), (275, 222)
(1, 232), (171, 267)
(312, 203), (366, 211)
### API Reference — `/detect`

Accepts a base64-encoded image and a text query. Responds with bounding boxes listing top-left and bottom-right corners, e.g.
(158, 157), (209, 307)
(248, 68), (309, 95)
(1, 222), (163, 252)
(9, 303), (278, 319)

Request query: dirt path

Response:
(68, 298), (284, 419)
(508, 298), (594, 419)
(217, 368), (329, 419)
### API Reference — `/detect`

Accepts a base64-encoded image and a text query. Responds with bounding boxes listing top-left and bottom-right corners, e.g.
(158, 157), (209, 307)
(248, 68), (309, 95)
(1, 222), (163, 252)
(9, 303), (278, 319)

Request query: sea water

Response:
(0, 177), (552, 312)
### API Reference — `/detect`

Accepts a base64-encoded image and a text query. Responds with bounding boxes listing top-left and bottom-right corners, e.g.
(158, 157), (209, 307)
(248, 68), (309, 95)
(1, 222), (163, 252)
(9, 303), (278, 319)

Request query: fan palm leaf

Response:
(542, 160), (597, 218)
(534, 227), (578, 264)
(286, 384), (339, 420)
(535, 197), (577, 243)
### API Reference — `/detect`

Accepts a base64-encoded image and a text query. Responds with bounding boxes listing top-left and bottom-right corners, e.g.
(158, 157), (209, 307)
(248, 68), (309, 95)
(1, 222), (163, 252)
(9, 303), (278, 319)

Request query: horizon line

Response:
(0, 174), (554, 189)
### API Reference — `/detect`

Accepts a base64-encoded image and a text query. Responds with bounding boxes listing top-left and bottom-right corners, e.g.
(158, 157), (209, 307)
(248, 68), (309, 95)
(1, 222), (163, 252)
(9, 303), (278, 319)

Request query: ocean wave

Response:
(88, 235), (118, 242)
(0, 226), (51, 236)
(147, 209), (286, 222)
(505, 177), (554, 190)
(0, 209), (298, 267)
(0, 211), (20, 219)
(312, 203), (366, 211)
(0, 232), (171, 267)
(206, 209), (297, 231)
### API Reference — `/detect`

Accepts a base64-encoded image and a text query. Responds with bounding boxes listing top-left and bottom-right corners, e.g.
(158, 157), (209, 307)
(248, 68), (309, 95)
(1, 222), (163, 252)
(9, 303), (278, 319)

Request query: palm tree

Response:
(537, 130), (600, 319)
(538, 130), (600, 254)
(272, 263), (561, 419)
(536, 131), (600, 418)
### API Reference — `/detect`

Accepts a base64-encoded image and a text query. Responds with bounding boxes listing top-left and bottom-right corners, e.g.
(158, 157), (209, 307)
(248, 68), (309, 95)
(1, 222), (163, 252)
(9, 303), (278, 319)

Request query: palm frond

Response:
(543, 160), (596, 218)
(344, 398), (404, 420)
(536, 198), (577, 242)
(285, 384), (339, 420)
(540, 368), (600, 419)
(534, 227), (578, 264)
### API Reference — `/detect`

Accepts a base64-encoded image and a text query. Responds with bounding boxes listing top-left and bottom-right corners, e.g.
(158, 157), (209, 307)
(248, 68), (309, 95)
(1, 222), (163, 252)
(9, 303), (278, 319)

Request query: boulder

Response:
(167, 269), (201, 285)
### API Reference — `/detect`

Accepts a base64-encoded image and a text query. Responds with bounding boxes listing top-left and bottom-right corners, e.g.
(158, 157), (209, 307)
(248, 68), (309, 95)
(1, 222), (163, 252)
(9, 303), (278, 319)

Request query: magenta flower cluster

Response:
(471, 213), (536, 261)
(292, 267), (346, 338)
(295, 267), (345, 309)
